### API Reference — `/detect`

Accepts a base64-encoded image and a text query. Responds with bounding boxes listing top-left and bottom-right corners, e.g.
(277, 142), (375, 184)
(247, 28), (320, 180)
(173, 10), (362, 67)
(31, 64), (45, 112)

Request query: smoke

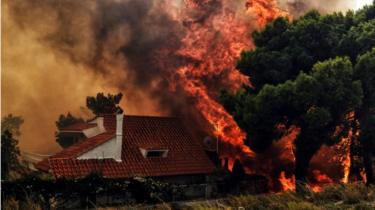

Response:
(278, 0), (371, 17)
(3, 0), (363, 161)
(3, 0), (251, 153)
(3, 0), (186, 153)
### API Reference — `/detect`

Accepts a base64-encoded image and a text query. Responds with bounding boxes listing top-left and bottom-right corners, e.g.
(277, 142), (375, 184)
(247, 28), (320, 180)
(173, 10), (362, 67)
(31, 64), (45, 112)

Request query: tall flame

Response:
(172, 0), (288, 164)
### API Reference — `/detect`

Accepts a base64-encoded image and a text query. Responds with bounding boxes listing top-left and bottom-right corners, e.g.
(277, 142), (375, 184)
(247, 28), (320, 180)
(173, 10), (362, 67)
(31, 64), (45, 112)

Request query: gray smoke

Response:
(278, 0), (360, 17)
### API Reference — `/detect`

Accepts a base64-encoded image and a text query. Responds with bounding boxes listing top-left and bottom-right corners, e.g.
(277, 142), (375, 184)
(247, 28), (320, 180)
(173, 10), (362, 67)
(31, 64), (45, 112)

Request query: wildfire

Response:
(279, 171), (295, 191)
(360, 169), (367, 183)
(171, 0), (354, 192)
(340, 137), (351, 183)
(310, 170), (334, 192)
(173, 0), (288, 165)
(245, 0), (289, 26)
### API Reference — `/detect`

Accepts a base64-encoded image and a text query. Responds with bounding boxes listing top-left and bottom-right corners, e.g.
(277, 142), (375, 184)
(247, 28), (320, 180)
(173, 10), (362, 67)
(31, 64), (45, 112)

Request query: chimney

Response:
(114, 113), (123, 162)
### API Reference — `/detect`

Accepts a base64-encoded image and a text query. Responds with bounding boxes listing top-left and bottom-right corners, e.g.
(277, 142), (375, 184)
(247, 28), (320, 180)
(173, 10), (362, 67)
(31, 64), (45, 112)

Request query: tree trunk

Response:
(295, 147), (316, 192)
(363, 147), (374, 185)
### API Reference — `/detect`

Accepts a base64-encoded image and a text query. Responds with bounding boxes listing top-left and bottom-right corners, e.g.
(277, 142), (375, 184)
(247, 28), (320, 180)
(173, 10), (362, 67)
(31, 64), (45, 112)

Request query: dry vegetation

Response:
(2, 181), (375, 210)
(97, 183), (375, 210)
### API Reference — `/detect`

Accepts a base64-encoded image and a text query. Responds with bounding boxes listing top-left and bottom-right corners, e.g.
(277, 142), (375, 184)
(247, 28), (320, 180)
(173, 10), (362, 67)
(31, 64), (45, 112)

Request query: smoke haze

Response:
(2, 0), (366, 155)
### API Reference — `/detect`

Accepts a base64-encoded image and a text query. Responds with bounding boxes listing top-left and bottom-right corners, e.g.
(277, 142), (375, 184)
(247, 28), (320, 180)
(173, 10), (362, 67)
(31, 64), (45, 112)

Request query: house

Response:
(35, 114), (215, 184)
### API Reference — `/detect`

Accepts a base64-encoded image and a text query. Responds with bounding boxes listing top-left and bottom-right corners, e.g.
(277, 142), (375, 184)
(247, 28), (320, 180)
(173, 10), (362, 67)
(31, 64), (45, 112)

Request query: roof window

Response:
(140, 148), (168, 158)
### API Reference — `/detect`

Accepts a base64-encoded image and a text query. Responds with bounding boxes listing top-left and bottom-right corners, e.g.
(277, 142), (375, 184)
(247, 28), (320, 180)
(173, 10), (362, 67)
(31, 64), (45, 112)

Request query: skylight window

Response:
(139, 148), (168, 158)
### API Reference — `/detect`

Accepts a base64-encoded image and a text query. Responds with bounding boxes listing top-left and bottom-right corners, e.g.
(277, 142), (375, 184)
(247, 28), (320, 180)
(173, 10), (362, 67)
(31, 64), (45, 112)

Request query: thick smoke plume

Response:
(3, 0), (187, 152)
(4, 0), (262, 152)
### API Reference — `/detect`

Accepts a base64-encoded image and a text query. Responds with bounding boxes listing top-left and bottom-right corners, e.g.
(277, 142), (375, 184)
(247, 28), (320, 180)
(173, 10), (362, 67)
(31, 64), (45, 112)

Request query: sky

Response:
(356, 0), (374, 10)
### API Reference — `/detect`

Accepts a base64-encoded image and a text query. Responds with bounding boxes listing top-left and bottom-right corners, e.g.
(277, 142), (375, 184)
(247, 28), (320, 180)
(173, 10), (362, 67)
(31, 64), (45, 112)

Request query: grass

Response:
(98, 183), (375, 210)
(3, 183), (375, 209)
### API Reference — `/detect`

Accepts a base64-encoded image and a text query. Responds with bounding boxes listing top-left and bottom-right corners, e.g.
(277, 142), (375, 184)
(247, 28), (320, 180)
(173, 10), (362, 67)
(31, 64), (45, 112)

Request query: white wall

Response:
(77, 137), (118, 160)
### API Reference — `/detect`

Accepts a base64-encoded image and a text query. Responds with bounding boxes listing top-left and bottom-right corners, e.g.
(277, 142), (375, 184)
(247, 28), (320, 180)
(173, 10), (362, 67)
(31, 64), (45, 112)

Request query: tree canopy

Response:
(86, 92), (123, 115)
(55, 113), (84, 148)
(55, 92), (124, 148)
(354, 48), (375, 184)
(1, 114), (24, 137)
(1, 114), (23, 180)
(221, 3), (375, 186)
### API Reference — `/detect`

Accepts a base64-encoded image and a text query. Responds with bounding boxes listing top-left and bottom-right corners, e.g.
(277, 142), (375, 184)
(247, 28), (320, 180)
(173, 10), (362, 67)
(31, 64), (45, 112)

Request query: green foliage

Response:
(1, 173), (182, 208)
(55, 112), (83, 130)
(339, 20), (375, 61)
(223, 57), (362, 154)
(354, 48), (375, 184)
(55, 113), (84, 148)
(237, 10), (356, 91)
(86, 92), (123, 115)
(222, 3), (375, 185)
(1, 114), (23, 181)
(354, 48), (375, 148)
(1, 114), (24, 137)
(1, 130), (21, 181)
(129, 177), (179, 203)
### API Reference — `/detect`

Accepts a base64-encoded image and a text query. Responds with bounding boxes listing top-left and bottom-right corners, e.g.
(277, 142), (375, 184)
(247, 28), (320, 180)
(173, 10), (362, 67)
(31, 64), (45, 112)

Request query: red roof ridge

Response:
(60, 122), (97, 131)
(96, 113), (179, 119)
(51, 132), (115, 159)
(124, 114), (178, 119)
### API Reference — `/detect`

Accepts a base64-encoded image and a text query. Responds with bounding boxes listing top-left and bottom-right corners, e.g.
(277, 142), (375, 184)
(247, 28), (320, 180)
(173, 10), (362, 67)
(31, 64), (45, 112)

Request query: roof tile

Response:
(36, 115), (215, 178)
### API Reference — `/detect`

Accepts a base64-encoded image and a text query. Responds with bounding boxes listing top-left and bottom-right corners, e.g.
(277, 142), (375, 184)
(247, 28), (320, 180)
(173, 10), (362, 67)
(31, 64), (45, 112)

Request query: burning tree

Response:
(354, 49), (375, 185)
(221, 6), (375, 189)
(222, 57), (362, 188)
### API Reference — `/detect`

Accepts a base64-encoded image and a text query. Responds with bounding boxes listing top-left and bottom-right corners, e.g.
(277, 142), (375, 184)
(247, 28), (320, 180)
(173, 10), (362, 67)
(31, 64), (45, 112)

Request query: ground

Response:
(3, 183), (375, 209)
(97, 183), (375, 210)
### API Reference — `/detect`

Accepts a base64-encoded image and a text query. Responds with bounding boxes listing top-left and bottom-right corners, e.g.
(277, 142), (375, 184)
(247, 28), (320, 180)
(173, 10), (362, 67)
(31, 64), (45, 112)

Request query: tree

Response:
(55, 113), (84, 148)
(221, 5), (375, 189)
(86, 92), (123, 115)
(1, 114), (23, 180)
(1, 114), (24, 137)
(55, 92), (124, 148)
(1, 131), (20, 180)
(354, 48), (375, 185)
(339, 20), (375, 62)
(237, 11), (353, 91)
(222, 57), (362, 188)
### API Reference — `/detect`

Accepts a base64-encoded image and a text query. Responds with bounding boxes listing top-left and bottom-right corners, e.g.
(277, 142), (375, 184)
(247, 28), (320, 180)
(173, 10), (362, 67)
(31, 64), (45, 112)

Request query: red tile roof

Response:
(60, 122), (97, 131)
(36, 115), (215, 178)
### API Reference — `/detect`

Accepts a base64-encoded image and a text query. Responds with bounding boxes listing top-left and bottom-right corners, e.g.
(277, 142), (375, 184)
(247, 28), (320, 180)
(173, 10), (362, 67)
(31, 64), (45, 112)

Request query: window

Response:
(146, 150), (165, 157)
(139, 148), (168, 158)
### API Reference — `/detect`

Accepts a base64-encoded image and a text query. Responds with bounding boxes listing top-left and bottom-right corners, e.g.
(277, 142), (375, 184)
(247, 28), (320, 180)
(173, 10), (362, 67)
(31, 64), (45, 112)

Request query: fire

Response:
(279, 171), (295, 191)
(167, 0), (352, 193)
(173, 0), (288, 164)
(245, 0), (289, 27)
(310, 170), (334, 192)
(360, 169), (367, 183)
(340, 137), (351, 183)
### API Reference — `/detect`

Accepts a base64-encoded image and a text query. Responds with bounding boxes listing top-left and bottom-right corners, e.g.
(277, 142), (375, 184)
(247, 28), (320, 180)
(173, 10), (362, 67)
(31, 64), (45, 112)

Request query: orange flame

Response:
(360, 170), (367, 183)
(172, 0), (288, 165)
(246, 0), (289, 27)
(279, 171), (295, 191)
(310, 170), (334, 192)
